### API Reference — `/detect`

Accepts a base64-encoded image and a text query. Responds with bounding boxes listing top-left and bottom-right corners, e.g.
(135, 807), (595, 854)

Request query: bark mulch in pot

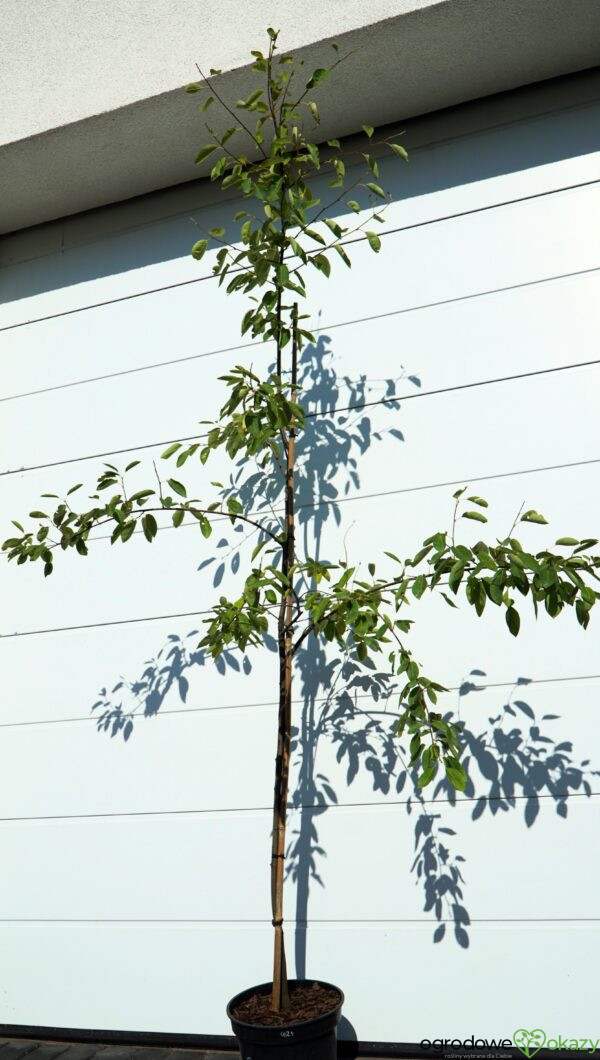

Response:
(231, 982), (341, 1026)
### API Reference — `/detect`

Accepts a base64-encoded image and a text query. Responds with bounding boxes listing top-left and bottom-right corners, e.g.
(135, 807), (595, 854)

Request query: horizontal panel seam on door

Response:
(3, 351), (600, 477)
(0, 791), (595, 824)
(2, 177), (598, 334)
(4, 89), (600, 269)
(0, 672), (597, 729)
(0, 917), (596, 924)
(3, 315), (600, 423)
(2, 266), (599, 407)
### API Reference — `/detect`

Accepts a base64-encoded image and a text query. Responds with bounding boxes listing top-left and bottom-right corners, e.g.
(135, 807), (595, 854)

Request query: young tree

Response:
(4, 29), (599, 1017)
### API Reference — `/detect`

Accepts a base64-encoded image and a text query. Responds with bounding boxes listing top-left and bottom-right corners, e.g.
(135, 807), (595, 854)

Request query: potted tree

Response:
(4, 29), (599, 1060)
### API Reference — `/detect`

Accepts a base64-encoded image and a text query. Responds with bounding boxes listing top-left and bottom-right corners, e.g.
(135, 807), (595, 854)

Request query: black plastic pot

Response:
(227, 979), (344, 1060)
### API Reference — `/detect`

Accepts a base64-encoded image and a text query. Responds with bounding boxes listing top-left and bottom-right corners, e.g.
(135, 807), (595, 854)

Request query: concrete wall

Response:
(1, 0), (600, 231)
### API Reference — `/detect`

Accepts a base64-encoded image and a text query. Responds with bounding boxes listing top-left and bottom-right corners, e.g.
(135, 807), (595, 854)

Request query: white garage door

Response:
(1, 74), (599, 1045)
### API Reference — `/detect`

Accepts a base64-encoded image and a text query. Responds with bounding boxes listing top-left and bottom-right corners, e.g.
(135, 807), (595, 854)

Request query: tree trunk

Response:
(270, 306), (298, 1012)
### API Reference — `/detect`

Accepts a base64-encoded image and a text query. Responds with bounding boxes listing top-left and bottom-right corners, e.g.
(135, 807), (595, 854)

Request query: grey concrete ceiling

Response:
(2, 0), (600, 234)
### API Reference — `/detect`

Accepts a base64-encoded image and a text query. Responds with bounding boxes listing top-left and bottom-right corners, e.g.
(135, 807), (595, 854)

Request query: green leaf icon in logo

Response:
(514, 1029), (546, 1058)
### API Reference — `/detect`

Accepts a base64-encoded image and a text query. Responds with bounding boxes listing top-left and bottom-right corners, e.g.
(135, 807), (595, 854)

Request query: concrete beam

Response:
(1, 0), (600, 233)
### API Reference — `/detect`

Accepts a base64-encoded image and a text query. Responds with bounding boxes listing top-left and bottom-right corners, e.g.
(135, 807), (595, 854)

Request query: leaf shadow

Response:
(287, 658), (600, 960)
(90, 629), (256, 739)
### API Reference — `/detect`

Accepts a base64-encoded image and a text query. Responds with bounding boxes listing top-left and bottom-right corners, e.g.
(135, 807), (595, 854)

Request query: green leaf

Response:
(365, 154), (378, 179)
(199, 96), (215, 112)
(444, 761), (466, 791)
(440, 592), (458, 609)
(418, 765), (437, 788)
(191, 240), (209, 260)
(243, 89), (264, 108)
(142, 513), (158, 543)
(167, 479), (187, 498)
(366, 182), (386, 200)
(161, 442), (181, 459)
(538, 564), (557, 588)
(412, 574), (427, 599)
(462, 510), (488, 523)
(209, 227), (225, 237)
(241, 308), (255, 335)
(389, 142), (409, 161)
(306, 68), (330, 90)
(312, 254), (331, 277)
(574, 538), (598, 553)
(448, 561), (465, 594)
(172, 509), (185, 528)
(556, 537), (579, 546)
(308, 101), (320, 124)
(467, 495), (488, 508)
(211, 157), (228, 181)
(521, 510), (548, 525)
(454, 545), (471, 562)
(366, 231), (381, 252)
(251, 539), (267, 561)
(411, 544), (434, 566)
(29, 511), (48, 519)
(305, 228), (326, 245)
(199, 515), (212, 539)
(195, 144), (218, 164)
(186, 83), (203, 93)
(362, 124), (374, 138)
(334, 244), (351, 268)
(276, 263), (289, 285)
(324, 218), (343, 239)
(505, 606), (520, 636)
(576, 598), (590, 628)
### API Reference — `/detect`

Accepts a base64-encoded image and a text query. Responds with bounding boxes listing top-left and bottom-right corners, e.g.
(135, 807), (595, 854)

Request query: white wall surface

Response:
(0, 77), (599, 1045)
(0, 0), (442, 143)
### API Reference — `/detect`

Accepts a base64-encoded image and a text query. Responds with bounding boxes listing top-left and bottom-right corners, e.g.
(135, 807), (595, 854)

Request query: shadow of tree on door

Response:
(287, 651), (600, 963)
(88, 330), (599, 968)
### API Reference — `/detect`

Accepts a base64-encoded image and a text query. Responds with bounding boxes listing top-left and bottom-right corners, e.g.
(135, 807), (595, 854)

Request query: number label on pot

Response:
(280, 1030), (295, 1038)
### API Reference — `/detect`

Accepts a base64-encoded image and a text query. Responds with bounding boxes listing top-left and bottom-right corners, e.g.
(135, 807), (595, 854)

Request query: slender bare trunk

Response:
(270, 305), (298, 1012)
